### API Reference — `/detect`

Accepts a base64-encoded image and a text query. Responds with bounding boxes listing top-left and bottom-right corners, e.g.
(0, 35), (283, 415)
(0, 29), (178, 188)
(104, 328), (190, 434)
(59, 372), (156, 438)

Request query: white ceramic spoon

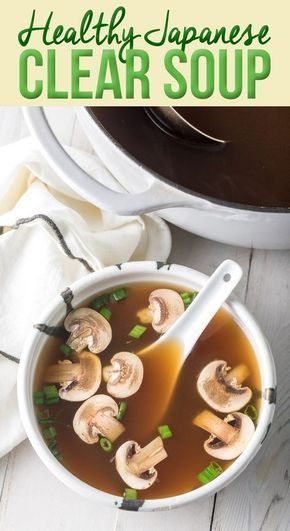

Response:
(138, 260), (243, 421)
(158, 259), (242, 357)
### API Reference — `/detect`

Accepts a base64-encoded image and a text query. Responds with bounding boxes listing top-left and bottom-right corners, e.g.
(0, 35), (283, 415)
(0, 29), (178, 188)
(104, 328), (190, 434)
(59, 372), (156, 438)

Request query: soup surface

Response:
(34, 283), (261, 499)
(91, 107), (290, 208)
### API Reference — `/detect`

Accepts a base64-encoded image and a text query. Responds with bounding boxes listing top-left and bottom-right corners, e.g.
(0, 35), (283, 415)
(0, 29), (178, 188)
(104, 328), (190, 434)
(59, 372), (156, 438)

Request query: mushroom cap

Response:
(197, 360), (252, 413)
(104, 352), (144, 398)
(115, 441), (158, 490)
(73, 394), (125, 444)
(149, 288), (184, 334)
(64, 308), (112, 354)
(204, 412), (255, 460)
(60, 351), (101, 402)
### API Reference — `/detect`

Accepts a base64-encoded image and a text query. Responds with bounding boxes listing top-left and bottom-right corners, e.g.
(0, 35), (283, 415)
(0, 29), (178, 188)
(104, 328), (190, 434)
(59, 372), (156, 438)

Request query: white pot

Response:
(18, 261), (276, 512)
(23, 107), (290, 250)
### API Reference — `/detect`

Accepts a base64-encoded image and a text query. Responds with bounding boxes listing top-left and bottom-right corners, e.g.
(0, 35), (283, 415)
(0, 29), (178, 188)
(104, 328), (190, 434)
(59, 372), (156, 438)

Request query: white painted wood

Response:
(169, 225), (251, 302)
(0, 455), (9, 499)
(212, 250), (290, 531)
(0, 107), (287, 531)
(0, 441), (118, 531)
(115, 498), (214, 531)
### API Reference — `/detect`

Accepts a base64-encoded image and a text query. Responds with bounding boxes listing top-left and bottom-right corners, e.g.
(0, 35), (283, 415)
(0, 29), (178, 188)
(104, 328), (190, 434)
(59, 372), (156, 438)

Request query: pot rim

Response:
(85, 107), (290, 215)
(17, 261), (276, 512)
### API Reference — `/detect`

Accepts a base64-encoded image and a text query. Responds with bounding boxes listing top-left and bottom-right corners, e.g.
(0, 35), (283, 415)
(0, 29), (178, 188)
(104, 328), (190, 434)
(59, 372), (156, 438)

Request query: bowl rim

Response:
(84, 107), (290, 215)
(17, 261), (276, 511)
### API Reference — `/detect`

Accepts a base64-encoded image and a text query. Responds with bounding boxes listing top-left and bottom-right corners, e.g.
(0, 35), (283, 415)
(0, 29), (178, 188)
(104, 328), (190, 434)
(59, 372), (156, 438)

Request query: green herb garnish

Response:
(99, 307), (112, 321)
(43, 426), (57, 441)
(50, 447), (63, 462)
(48, 440), (58, 451)
(180, 290), (199, 308)
(124, 488), (137, 500)
(116, 401), (127, 421)
(180, 292), (192, 308)
(59, 344), (71, 357)
(128, 324), (147, 339)
(43, 385), (59, 400)
(33, 391), (44, 405)
(244, 404), (258, 421)
(158, 424), (173, 439)
(99, 437), (113, 453)
(91, 293), (110, 310)
(197, 462), (223, 484)
(110, 288), (128, 302)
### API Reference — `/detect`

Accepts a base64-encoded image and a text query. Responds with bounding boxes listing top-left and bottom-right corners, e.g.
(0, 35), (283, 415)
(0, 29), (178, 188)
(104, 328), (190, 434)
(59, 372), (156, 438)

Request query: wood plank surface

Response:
(212, 250), (290, 531)
(0, 442), (118, 531)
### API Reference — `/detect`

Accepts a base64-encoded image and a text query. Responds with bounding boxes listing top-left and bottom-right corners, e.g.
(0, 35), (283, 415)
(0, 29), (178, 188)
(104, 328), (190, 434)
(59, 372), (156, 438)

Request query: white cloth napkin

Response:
(0, 137), (171, 458)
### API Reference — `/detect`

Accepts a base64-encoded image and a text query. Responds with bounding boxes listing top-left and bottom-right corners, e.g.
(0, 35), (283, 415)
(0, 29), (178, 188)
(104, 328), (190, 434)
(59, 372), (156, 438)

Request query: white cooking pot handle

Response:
(23, 107), (195, 216)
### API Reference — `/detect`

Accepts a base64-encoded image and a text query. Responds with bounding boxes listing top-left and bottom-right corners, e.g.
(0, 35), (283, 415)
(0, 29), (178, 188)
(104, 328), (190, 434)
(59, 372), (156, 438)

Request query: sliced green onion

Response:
(43, 426), (57, 441)
(38, 408), (50, 418)
(48, 440), (58, 451)
(46, 397), (60, 406)
(99, 307), (112, 321)
(124, 488), (137, 500)
(38, 416), (53, 425)
(180, 292), (192, 308)
(43, 385), (59, 400)
(197, 462), (223, 484)
(50, 447), (63, 461)
(99, 437), (113, 453)
(59, 343), (71, 357)
(180, 291), (199, 308)
(116, 401), (127, 421)
(128, 324), (147, 339)
(110, 288), (128, 302)
(91, 293), (110, 310)
(244, 404), (258, 421)
(37, 409), (51, 424)
(158, 424), (173, 439)
(33, 391), (44, 405)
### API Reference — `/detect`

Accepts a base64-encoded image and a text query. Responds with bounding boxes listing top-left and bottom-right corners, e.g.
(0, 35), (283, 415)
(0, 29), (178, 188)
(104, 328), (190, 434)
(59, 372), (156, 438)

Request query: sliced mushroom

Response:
(44, 350), (101, 401)
(64, 308), (112, 354)
(115, 436), (167, 489)
(193, 409), (255, 460)
(197, 360), (252, 413)
(103, 352), (144, 398)
(73, 394), (125, 444)
(149, 289), (184, 334)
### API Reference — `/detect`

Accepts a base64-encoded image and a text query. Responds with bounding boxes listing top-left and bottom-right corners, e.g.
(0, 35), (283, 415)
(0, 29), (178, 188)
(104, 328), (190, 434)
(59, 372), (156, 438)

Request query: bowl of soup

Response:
(18, 261), (276, 511)
(24, 106), (290, 249)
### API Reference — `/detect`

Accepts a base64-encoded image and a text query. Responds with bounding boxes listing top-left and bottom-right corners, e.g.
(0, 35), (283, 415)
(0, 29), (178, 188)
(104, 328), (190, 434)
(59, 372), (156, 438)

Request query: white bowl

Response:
(18, 261), (276, 512)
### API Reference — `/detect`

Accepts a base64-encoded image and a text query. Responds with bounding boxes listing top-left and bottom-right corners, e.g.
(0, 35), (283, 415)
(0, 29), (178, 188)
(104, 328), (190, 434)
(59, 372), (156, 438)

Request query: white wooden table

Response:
(0, 107), (289, 531)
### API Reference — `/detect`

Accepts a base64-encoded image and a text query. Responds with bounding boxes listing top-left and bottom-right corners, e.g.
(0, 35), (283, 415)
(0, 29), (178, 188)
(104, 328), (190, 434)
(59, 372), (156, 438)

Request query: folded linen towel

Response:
(0, 137), (171, 457)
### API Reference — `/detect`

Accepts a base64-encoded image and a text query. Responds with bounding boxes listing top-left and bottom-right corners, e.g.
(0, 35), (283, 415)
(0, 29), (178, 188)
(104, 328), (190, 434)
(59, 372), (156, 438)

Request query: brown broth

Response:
(91, 107), (290, 208)
(34, 283), (261, 499)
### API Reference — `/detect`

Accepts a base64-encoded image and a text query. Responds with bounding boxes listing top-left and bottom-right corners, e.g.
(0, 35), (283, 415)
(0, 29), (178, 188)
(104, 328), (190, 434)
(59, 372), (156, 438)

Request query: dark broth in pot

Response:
(91, 107), (290, 208)
(34, 283), (261, 499)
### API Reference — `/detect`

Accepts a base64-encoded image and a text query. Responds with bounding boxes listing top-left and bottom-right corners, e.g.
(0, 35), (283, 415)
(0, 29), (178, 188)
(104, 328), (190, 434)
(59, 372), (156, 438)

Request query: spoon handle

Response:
(164, 260), (243, 360)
